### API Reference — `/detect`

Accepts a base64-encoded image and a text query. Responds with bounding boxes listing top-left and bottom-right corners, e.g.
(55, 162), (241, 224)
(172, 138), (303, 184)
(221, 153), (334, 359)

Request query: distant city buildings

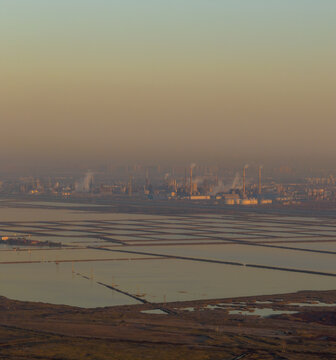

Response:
(1, 164), (336, 206)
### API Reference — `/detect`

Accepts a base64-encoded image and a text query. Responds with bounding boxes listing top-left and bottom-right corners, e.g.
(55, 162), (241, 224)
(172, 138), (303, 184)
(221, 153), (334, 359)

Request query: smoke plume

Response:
(75, 171), (94, 192)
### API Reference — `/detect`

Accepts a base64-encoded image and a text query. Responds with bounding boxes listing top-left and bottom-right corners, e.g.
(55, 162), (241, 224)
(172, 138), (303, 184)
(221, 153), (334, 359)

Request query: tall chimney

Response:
(258, 166), (262, 195)
(184, 168), (187, 191)
(190, 167), (193, 197)
(145, 169), (149, 190)
(243, 167), (246, 197)
(128, 176), (132, 196)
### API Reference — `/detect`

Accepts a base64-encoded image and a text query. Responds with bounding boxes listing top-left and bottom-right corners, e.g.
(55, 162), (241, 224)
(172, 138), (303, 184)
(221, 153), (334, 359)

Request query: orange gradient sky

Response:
(0, 1), (335, 167)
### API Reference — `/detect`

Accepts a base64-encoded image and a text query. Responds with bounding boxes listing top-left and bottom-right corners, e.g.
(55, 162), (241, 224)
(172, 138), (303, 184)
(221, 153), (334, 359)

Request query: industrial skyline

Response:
(2, 163), (336, 207)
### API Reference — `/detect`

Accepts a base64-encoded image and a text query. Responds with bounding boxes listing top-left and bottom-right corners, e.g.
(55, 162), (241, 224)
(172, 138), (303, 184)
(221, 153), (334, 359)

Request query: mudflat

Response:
(0, 290), (335, 359)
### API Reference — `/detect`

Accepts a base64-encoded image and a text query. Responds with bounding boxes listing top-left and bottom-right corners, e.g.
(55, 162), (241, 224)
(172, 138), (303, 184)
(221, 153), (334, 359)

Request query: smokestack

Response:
(190, 167), (193, 197)
(145, 169), (149, 189)
(243, 165), (248, 197)
(258, 166), (262, 195)
(189, 163), (196, 197)
(128, 176), (132, 196)
(184, 168), (187, 191)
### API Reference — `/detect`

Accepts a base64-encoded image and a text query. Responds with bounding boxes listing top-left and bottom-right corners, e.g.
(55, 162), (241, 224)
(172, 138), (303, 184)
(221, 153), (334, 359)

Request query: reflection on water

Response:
(0, 202), (158, 222)
(287, 302), (336, 307)
(132, 244), (336, 273)
(0, 248), (156, 263)
(228, 309), (298, 318)
(141, 309), (167, 315)
(74, 258), (336, 304)
(0, 262), (137, 308)
(0, 201), (336, 308)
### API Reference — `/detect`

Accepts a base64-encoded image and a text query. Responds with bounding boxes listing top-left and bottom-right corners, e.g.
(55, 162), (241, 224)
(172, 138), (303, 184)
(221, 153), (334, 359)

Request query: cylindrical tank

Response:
(225, 199), (235, 205)
(259, 199), (272, 205)
(240, 198), (258, 205)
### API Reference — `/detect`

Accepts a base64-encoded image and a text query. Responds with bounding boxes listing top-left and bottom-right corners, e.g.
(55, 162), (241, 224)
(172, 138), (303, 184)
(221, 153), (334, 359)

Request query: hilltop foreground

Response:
(0, 290), (336, 360)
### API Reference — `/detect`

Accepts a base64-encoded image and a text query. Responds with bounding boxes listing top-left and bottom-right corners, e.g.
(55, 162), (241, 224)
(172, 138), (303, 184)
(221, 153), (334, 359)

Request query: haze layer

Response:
(1, 1), (335, 167)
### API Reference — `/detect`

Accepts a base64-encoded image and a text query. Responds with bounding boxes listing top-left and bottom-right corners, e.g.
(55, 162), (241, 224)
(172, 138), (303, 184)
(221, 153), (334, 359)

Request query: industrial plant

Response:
(2, 163), (336, 207)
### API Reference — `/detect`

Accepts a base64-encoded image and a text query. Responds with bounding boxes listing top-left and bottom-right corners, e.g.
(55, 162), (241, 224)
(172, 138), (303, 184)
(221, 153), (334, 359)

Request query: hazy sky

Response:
(0, 1), (335, 168)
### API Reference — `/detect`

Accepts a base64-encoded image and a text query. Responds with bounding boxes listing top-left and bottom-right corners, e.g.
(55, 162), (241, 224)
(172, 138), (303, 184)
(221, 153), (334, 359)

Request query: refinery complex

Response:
(1, 163), (336, 206)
